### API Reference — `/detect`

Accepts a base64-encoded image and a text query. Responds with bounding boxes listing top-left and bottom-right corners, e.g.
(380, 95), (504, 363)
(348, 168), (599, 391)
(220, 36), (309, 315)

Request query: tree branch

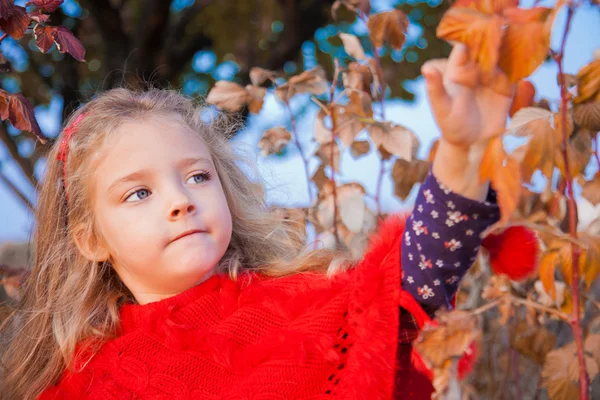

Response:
(0, 123), (37, 187)
(0, 171), (34, 212)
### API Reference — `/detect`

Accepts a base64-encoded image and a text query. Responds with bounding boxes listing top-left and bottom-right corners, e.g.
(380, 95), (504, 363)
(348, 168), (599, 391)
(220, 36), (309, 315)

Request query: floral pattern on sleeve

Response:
(401, 168), (500, 315)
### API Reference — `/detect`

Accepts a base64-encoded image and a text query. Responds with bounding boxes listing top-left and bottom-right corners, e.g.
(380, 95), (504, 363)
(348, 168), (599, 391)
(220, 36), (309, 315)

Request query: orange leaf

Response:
(452, 0), (518, 14)
(245, 85), (266, 114)
(275, 66), (328, 102)
(34, 24), (55, 53)
(479, 136), (521, 222)
(574, 59), (600, 105)
(368, 10), (409, 50)
(509, 80), (536, 117)
(538, 248), (560, 300)
(437, 8), (504, 73)
(0, 6), (28, 40)
(498, 7), (556, 82)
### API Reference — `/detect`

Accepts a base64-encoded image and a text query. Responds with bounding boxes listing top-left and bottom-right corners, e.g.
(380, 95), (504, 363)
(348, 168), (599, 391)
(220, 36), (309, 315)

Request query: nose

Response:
(168, 192), (197, 220)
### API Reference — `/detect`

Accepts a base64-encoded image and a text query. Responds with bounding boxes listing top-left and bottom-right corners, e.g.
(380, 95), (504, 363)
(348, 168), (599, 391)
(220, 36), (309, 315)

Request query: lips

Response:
(170, 229), (206, 243)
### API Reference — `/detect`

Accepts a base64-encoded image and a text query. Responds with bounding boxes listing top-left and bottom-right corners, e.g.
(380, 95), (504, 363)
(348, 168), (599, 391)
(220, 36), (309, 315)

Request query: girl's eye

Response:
(125, 188), (151, 202)
(186, 172), (211, 185)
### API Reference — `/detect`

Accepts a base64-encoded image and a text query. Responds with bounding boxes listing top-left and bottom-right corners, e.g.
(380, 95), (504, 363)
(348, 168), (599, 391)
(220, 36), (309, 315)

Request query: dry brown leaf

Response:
(206, 81), (249, 112)
(498, 7), (556, 82)
(534, 279), (566, 308)
(392, 158), (430, 200)
(574, 59), (600, 105)
(367, 9), (409, 50)
(331, 91), (372, 146)
(337, 183), (367, 233)
(437, 8), (504, 73)
(350, 140), (370, 158)
(331, 0), (371, 19)
(582, 173), (600, 206)
(343, 61), (373, 93)
(315, 141), (341, 172)
(546, 234), (600, 291)
(511, 321), (556, 365)
(311, 164), (330, 193)
(249, 67), (276, 86)
(258, 127), (292, 156)
(339, 33), (367, 60)
(573, 102), (600, 132)
(554, 128), (592, 179)
(245, 85), (266, 114)
(538, 248), (560, 301)
(314, 109), (332, 144)
(275, 66), (328, 103)
(413, 310), (481, 370)
(479, 136), (522, 222)
(369, 122), (419, 161)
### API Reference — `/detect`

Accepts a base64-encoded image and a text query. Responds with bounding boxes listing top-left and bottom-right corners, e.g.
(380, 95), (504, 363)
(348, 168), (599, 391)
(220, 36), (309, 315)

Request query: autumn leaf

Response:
(573, 102), (600, 132)
(245, 85), (266, 114)
(311, 164), (330, 193)
(368, 122), (419, 161)
(339, 33), (367, 60)
(509, 80), (536, 117)
(0, 91), (45, 143)
(554, 128), (592, 179)
(534, 279), (566, 308)
(331, 91), (372, 146)
(582, 173), (600, 206)
(275, 66), (328, 103)
(34, 24), (55, 53)
(314, 109), (332, 144)
(574, 59), (600, 105)
(32, 0), (64, 13)
(337, 183), (367, 233)
(343, 61), (373, 93)
(437, 7), (504, 73)
(538, 247), (561, 301)
(206, 81), (250, 112)
(331, 0), (371, 19)
(510, 321), (556, 365)
(249, 67), (276, 87)
(392, 158), (430, 200)
(0, 6), (28, 40)
(350, 140), (370, 158)
(53, 26), (86, 62)
(258, 127), (292, 156)
(29, 10), (50, 24)
(315, 141), (341, 172)
(0, 0), (14, 20)
(479, 136), (521, 222)
(498, 7), (556, 82)
(452, 0), (519, 14)
(367, 10), (409, 50)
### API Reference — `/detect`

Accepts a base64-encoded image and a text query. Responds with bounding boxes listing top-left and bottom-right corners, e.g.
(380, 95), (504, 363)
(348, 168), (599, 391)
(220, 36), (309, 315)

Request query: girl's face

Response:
(89, 116), (233, 304)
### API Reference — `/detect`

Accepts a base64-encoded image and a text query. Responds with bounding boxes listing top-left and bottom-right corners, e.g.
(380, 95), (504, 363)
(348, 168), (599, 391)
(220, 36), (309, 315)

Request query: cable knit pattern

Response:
(39, 215), (436, 400)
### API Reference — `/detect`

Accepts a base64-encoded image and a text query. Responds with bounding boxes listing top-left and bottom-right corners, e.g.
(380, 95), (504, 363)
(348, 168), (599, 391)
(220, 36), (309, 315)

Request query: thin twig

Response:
(553, 5), (588, 396)
(328, 60), (342, 248)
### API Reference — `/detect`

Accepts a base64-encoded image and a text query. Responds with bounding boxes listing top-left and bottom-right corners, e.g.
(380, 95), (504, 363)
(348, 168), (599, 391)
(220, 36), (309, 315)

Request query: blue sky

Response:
(0, 1), (599, 242)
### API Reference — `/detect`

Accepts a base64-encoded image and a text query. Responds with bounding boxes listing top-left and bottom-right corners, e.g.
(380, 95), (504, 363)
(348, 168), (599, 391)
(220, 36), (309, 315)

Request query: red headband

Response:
(57, 113), (87, 201)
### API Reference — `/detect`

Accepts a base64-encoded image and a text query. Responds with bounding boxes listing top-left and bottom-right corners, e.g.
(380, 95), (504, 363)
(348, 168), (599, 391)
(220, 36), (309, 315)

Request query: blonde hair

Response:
(0, 88), (354, 399)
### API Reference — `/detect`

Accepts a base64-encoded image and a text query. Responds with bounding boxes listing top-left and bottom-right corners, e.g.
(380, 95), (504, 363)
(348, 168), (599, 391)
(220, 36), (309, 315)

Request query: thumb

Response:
(422, 62), (451, 121)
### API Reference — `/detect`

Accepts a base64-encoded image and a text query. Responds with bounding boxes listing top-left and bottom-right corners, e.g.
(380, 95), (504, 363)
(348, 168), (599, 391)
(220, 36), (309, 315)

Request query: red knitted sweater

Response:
(39, 214), (436, 399)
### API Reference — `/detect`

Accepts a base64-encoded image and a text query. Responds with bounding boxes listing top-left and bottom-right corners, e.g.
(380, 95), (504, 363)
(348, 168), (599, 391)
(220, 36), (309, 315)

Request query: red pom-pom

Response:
(481, 226), (540, 281)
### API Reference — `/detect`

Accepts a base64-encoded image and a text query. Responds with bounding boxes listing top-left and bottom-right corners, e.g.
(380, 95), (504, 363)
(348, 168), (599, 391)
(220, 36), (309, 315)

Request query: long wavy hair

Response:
(0, 88), (354, 399)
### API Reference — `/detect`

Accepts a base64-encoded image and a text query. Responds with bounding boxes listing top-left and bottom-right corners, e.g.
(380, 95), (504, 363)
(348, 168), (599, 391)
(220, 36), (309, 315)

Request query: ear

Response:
(72, 223), (110, 262)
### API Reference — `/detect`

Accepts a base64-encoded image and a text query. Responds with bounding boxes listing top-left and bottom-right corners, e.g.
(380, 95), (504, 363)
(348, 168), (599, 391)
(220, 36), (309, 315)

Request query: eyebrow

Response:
(107, 157), (213, 195)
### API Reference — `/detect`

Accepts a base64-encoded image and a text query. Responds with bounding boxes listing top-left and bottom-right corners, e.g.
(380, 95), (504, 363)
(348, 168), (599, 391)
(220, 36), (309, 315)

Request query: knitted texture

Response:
(39, 214), (435, 399)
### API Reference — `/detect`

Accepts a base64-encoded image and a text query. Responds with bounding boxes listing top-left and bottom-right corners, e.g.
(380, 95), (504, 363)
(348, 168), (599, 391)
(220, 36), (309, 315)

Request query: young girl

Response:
(1, 45), (536, 399)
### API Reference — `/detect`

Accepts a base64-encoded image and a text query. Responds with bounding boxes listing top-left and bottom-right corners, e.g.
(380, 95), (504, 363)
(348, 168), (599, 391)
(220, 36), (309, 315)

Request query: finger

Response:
(447, 44), (478, 88)
(448, 43), (471, 70)
(422, 61), (452, 122)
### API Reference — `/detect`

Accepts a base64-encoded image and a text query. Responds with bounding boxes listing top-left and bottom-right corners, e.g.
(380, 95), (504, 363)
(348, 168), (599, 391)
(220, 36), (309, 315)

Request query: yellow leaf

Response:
(367, 10), (409, 50)
(437, 7), (504, 73)
(582, 172), (600, 206)
(539, 248), (560, 300)
(498, 7), (557, 82)
(479, 136), (522, 222)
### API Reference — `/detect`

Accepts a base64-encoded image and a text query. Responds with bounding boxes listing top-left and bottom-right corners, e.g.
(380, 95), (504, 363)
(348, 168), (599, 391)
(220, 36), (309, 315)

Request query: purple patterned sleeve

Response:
(400, 168), (500, 316)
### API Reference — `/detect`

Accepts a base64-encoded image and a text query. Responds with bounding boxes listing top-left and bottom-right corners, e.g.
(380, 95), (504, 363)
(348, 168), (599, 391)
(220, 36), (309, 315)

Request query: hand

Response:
(422, 44), (515, 201)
